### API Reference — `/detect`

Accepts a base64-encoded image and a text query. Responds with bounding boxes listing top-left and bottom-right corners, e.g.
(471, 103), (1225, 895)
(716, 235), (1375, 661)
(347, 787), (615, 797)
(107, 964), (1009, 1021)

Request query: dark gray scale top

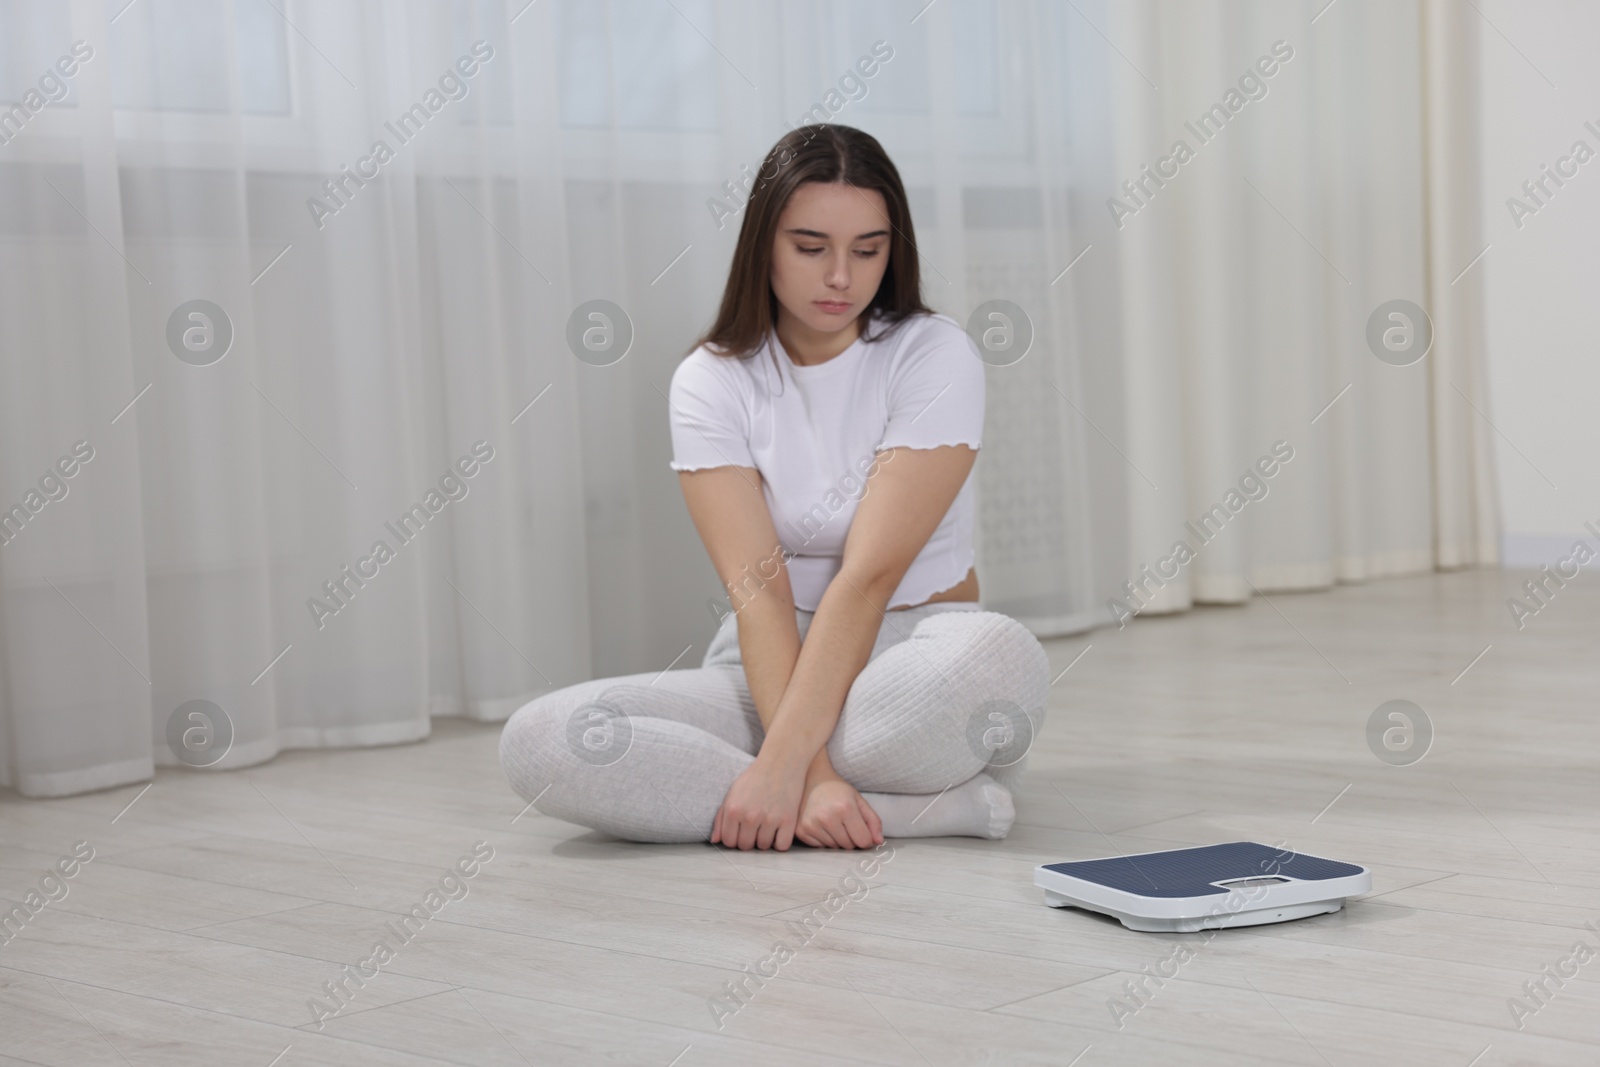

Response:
(1039, 841), (1365, 898)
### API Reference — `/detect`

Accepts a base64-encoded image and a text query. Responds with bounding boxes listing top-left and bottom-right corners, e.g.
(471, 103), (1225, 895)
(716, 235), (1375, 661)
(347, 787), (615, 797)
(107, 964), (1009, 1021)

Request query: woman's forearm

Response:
(755, 570), (891, 778)
(733, 593), (803, 733)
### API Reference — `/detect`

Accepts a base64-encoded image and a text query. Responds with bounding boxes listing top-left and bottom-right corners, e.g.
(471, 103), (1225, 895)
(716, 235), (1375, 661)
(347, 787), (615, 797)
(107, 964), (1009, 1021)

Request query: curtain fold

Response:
(1422, 0), (1501, 568)
(1084, 0), (1498, 631)
(0, 0), (1497, 798)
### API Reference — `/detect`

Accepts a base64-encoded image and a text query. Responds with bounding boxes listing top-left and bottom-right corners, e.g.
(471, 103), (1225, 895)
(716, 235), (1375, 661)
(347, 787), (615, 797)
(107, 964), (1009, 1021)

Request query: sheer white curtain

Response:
(1098, 0), (1498, 626)
(0, 0), (1496, 798)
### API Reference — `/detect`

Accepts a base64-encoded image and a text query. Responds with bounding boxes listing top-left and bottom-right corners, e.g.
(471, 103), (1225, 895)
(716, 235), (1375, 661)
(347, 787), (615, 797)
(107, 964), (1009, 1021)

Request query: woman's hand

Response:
(795, 774), (883, 850)
(712, 757), (807, 850)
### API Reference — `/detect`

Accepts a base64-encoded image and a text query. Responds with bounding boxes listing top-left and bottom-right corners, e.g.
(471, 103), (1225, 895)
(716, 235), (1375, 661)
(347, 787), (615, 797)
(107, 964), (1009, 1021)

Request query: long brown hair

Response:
(690, 123), (933, 361)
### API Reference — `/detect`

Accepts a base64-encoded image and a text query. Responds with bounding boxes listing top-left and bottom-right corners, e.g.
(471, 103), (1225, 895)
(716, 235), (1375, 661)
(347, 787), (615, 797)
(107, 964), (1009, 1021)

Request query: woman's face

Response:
(770, 181), (891, 338)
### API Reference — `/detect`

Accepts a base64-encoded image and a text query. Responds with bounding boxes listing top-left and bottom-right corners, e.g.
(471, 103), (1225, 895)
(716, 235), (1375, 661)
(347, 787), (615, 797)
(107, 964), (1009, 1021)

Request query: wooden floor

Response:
(2, 567), (1596, 1066)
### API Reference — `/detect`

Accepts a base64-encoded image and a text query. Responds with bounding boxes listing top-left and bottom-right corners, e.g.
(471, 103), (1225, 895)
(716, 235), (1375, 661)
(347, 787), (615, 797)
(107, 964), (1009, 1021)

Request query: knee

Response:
(919, 611), (1050, 708)
(827, 611), (1050, 792)
(498, 695), (562, 803)
(975, 611), (1049, 678)
(499, 683), (636, 804)
(917, 611), (1052, 753)
(989, 613), (1051, 724)
(934, 613), (1051, 781)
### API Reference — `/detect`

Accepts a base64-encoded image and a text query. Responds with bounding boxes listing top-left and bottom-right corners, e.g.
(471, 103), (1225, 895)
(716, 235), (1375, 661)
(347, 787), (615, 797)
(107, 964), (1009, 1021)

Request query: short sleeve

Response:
(666, 353), (755, 471)
(876, 318), (985, 452)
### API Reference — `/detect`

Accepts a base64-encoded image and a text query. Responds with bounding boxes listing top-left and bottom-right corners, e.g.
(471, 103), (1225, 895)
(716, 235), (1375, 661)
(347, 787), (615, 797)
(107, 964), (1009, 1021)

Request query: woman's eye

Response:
(855, 249), (880, 258)
(798, 246), (824, 254)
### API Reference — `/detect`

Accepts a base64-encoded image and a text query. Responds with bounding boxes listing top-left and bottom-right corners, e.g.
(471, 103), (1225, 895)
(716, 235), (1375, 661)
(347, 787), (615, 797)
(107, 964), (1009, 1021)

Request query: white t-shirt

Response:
(667, 309), (984, 612)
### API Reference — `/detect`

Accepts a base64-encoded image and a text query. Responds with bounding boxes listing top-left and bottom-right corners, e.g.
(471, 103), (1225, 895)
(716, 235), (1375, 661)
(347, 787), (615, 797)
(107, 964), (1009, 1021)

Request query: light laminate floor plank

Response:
(2, 568), (1595, 1065)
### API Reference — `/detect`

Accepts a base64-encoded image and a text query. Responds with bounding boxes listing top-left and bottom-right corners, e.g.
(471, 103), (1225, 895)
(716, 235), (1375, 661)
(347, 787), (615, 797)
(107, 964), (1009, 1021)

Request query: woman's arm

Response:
(678, 463), (821, 849)
(678, 460), (879, 848)
(678, 445), (975, 849)
(675, 465), (804, 732)
(755, 444), (977, 783)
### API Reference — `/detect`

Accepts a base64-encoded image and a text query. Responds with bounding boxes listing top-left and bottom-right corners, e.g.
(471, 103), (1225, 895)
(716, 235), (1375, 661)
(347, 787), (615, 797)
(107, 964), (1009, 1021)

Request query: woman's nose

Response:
(826, 253), (851, 288)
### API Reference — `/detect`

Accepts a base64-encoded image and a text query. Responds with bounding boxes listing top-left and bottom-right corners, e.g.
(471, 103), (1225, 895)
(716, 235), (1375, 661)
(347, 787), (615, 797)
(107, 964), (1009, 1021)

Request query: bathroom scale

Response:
(1035, 841), (1371, 933)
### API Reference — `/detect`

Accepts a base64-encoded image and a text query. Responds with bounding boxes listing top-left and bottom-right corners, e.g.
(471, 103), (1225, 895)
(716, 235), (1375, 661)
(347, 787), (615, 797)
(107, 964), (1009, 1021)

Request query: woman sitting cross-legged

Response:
(499, 123), (1051, 850)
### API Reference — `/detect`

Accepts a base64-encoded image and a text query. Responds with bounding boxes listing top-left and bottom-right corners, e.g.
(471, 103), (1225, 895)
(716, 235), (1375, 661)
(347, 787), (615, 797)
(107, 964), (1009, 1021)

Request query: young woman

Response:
(500, 124), (1051, 851)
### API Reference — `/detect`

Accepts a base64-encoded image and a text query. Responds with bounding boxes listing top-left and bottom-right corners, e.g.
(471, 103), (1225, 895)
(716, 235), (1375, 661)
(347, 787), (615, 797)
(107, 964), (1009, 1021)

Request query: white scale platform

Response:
(1035, 841), (1371, 933)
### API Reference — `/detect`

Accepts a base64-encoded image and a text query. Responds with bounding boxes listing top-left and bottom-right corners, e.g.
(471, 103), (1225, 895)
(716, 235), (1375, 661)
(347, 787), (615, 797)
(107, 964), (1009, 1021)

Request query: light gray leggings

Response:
(498, 602), (1052, 843)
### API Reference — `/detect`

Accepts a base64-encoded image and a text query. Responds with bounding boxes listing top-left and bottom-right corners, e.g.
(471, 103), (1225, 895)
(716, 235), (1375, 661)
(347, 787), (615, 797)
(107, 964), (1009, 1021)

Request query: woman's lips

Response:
(815, 301), (851, 313)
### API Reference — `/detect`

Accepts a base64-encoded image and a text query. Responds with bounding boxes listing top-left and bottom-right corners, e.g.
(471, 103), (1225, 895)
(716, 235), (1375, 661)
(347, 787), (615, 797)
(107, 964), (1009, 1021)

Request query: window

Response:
(558, 0), (720, 131)
(109, 0), (291, 115)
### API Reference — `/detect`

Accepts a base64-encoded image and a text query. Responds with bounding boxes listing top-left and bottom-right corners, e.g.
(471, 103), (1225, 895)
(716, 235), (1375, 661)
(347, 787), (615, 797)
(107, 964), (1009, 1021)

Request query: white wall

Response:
(1478, 0), (1600, 565)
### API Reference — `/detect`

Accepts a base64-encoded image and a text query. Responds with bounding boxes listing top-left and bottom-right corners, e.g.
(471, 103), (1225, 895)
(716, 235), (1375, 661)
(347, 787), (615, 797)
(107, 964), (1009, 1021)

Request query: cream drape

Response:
(1083, 0), (1498, 632)
(0, 0), (1496, 797)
